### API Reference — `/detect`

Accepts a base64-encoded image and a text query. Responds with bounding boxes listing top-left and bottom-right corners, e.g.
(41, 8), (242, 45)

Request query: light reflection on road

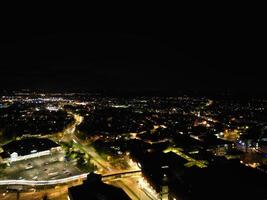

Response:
(65, 111), (160, 200)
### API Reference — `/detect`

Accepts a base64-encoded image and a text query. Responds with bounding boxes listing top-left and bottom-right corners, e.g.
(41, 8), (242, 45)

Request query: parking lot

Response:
(0, 150), (87, 181)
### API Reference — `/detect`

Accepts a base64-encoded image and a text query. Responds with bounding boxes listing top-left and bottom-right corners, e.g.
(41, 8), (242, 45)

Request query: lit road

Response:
(110, 178), (155, 200)
(0, 173), (88, 186)
(71, 135), (158, 200)
(0, 185), (69, 200)
(0, 108), (159, 199)
(0, 112), (89, 194)
(64, 111), (160, 200)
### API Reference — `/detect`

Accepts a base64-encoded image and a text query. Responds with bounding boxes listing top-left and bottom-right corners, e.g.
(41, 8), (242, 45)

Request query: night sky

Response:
(0, 22), (265, 96)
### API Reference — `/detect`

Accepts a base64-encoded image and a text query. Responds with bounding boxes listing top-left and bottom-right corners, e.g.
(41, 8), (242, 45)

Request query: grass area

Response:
(60, 141), (97, 172)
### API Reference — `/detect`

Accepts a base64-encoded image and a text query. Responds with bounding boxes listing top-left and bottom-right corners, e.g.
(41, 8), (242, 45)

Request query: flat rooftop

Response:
(0, 138), (59, 158)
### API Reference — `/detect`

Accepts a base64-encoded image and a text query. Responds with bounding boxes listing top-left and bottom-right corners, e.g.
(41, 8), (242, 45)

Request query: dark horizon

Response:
(0, 28), (265, 96)
(1, 15), (267, 200)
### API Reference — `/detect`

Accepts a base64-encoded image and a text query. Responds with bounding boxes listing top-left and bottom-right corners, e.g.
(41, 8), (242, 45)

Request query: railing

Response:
(102, 169), (141, 179)
(0, 170), (142, 186)
(0, 173), (89, 186)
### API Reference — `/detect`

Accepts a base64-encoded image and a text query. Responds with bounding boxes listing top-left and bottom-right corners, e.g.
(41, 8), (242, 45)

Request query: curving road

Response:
(66, 112), (159, 200)
(0, 110), (159, 199)
(0, 173), (89, 186)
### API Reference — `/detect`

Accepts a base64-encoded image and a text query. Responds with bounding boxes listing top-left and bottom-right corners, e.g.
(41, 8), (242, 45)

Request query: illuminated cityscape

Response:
(0, 92), (266, 199)
(0, 19), (266, 200)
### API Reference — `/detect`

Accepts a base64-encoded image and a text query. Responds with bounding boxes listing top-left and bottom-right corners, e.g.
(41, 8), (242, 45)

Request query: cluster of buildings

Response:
(0, 93), (267, 199)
